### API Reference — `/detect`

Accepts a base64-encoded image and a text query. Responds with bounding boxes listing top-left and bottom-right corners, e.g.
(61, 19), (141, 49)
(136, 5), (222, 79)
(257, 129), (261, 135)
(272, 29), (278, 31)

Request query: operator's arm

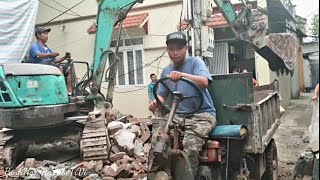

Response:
(169, 72), (208, 89)
(149, 95), (165, 111)
(53, 56), (66, 64)
(149, 71), (169, 111)
(30, 44), (58, 63)
(53, 52), (71, 64)
(253, 78), (259, 87)
(36, 52), (58, 59)
(169, 57), (211, 89)
(312, 83), (319, 101)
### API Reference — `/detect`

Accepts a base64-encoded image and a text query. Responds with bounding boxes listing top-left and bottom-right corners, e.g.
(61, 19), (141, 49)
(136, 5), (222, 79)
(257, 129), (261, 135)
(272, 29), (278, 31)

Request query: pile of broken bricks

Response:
(1, 114), (153, 180)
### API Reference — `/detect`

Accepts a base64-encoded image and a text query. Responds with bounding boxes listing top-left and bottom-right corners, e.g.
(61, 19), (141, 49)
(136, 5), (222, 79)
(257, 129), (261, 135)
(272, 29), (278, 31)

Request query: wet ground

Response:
(274, 92), (316, 179)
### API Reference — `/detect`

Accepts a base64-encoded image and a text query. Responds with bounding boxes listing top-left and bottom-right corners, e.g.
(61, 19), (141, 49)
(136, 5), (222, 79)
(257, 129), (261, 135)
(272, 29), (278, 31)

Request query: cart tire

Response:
(262, 139), (278, 180)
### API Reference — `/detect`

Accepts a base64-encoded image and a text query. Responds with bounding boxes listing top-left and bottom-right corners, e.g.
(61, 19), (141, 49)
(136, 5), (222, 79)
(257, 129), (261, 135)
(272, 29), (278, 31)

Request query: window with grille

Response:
(109, 37), (145, 86)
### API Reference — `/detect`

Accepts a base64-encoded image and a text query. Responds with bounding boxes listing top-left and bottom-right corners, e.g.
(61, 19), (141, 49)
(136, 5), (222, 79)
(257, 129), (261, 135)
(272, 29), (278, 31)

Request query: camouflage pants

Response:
(151, 112), (216, 176)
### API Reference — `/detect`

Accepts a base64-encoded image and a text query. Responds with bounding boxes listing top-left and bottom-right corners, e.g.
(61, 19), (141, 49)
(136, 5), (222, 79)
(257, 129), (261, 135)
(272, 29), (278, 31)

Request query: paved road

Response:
(274, 92), (316, 179)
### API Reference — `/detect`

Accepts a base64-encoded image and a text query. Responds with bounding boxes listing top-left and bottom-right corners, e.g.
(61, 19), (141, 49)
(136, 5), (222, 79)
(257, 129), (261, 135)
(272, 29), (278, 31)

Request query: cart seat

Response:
(208, 125), (248, 140)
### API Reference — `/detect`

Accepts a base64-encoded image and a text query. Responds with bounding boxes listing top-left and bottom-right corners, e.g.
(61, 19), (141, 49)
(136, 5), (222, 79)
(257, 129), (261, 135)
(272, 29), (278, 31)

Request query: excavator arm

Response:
(88, 0), (143, 102)
(213, 0), (298, 73)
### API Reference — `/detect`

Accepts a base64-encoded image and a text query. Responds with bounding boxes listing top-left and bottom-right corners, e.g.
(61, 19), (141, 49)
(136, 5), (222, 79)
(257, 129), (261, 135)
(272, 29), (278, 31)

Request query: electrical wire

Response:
(51, 0), (95, 23)
(304, 9), (319, 18)
(156, 54), (163, 76)
(115, 50), (167, 79)
(123, 27), (134, 46)
(99, 50), (167, 93)
(111, 86), (148, 93)
(39, 0), (79, 16)
(52, 35), (89, 49)
(179, 3), (183, 31)
(43, 0), (87, 26)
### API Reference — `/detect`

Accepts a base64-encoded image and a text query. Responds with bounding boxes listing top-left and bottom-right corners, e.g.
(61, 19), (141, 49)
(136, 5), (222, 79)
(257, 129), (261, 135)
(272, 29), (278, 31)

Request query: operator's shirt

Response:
(157, 57), (216, 116)
(29, 42), (56, 64)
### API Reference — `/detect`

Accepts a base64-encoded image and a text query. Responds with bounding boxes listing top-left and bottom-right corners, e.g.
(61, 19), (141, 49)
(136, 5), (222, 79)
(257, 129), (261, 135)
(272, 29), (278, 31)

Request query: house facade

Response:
(35, 0), (298, 117)
(209, 0), (299, 107)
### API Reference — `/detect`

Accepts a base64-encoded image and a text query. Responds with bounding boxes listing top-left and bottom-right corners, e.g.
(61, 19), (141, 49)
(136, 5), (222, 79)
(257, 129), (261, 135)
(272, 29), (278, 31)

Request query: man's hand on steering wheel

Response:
(149, 100), (159, 112)
(168, 71), (184, 82)
(149, 71), (183, 111)
(151, 76), (204, 115)
(149, 96), (165, 112)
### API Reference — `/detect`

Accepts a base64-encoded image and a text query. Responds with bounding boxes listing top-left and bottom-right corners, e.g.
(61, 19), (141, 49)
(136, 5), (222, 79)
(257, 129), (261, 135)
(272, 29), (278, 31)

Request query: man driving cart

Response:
(149, 31), (217, 178)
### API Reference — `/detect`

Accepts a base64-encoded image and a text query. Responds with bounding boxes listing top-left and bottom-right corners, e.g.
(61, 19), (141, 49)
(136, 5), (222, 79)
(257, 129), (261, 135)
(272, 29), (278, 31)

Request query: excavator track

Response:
(81, 119), (110, 162)
(0, 130), (17, 171)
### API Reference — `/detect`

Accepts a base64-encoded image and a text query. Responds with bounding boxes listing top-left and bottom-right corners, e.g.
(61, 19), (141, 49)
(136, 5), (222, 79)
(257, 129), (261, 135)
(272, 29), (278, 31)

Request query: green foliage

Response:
(296, 16), (307, 32)
(311, 13), (319, 37)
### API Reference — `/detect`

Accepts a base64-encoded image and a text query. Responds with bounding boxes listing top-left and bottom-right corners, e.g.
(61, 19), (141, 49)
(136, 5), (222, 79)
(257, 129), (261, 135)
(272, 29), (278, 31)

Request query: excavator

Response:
(0, 0), (297, 170)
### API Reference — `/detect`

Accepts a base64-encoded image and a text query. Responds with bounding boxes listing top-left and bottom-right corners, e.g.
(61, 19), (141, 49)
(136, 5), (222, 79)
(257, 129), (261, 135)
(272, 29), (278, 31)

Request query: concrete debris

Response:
(139, 122), (151, 143)
(102, 165), (117, 177)
(102, 177), (115, 180)
(6, 113), (150, 180)
(134, 153), (147, 164)
(110, 164), (119, 172)
(128, 116), (141, 126)
(134, 139), (144, 157)
(114, 130), (136, 156)
(143, 143), (151, 155)
(83, 173), (101, 180)
(84, 161), (97, 170)
(24, 158), (36, 168)
(128, 125), (142, 137)
(114, 164), (133, 179)
(94, 160), (104, 173)
(108, 123), (124, 135)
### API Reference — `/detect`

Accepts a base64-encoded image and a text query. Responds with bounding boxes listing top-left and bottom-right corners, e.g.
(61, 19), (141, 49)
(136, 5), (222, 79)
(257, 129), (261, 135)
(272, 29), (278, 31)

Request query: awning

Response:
(206, 14), (228, 28)
(179, 14), (227, 30)
(114, 13), (148, 29)
(87, 13), (149, 34)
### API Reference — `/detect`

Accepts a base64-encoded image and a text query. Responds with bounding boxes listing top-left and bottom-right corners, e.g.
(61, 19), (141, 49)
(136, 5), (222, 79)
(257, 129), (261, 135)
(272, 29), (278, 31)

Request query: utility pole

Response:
(192, 0), (202, 57)
(183, 0), (214, 59)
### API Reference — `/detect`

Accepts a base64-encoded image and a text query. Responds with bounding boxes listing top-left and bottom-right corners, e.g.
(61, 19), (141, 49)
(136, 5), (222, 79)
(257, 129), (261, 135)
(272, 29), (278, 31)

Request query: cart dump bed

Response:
(208, 73), (281, 154)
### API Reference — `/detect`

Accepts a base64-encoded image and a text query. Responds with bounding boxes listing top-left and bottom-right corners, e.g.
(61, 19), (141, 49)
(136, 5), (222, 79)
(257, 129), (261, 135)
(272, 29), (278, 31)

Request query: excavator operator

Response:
(29, 27), (72, 95)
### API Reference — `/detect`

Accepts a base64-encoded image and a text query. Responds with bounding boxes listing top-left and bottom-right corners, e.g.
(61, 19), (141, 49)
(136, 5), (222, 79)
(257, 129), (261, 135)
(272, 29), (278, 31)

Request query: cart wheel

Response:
(262, 139), (278, 180)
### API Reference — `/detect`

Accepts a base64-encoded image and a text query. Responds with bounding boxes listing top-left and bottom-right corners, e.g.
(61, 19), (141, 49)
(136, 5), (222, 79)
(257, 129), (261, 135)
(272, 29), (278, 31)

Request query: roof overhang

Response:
(87, 13), (149, 35)
(114, 13), (148, 30)
(179, 14), (228, 30)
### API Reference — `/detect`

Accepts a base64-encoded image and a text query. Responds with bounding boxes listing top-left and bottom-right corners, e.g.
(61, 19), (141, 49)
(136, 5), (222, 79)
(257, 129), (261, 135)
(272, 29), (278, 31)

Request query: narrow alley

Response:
(275, 92), (316, 179)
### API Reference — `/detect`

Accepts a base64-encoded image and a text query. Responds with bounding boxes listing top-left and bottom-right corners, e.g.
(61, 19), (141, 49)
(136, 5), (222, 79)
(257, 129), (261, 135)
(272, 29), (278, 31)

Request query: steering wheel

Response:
(153, 77), (204, 115)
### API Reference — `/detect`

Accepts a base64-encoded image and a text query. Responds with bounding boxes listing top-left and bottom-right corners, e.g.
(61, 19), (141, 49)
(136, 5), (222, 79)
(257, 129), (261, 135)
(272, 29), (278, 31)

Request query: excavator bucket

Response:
(255, 33), (299, 72)
(225, 5), (299, 74)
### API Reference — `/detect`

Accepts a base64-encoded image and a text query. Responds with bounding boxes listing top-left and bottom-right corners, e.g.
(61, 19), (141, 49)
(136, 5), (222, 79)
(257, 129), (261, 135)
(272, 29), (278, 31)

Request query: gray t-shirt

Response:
(158, 57), (216, 116)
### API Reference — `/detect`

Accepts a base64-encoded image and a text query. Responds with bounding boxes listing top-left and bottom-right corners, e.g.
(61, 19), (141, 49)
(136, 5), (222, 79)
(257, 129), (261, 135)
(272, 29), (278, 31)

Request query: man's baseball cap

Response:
(35, 27), (51, 36)
(166, 31), (187, 45)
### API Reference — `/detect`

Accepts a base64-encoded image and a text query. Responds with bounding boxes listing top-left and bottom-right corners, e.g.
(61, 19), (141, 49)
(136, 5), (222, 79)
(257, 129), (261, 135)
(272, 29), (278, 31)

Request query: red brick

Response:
(131, 160), (142, 171)
(115, 164), (133, 179)
(110, 152), (126, 162)
(102, 166), (117, 177)
(134, 153), (146, 164)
